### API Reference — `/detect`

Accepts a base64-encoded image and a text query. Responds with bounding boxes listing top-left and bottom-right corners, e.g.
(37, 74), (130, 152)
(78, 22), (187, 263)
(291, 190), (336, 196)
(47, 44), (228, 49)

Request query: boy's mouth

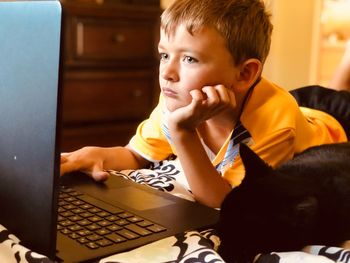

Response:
(162, 87), (177, 98)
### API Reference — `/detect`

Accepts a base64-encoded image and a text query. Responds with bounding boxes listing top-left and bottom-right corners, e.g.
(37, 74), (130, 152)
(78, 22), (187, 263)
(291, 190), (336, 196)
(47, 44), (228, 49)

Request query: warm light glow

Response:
(322, 0), (350, 43)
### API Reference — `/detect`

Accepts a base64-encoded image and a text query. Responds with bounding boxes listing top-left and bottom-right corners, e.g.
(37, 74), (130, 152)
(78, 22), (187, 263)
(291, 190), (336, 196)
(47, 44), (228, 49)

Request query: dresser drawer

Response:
(62, 70), (156, 124)
(68, 17), (156, 62)
(61, 121), (139, 151)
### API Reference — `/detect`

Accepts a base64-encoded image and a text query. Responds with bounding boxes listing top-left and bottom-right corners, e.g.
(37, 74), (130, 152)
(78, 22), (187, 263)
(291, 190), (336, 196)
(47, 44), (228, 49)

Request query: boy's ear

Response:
(237, 58), (262, 88)
(239, 143), (273, 183)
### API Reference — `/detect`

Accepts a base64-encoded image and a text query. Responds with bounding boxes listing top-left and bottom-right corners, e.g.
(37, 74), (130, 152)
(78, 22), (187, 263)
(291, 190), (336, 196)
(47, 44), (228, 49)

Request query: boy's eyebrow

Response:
(157, 43), (165, 50)
(158, 43), (204, 57)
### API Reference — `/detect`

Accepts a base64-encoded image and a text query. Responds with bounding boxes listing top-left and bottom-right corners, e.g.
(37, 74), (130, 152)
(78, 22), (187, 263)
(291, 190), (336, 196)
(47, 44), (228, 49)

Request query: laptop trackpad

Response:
(103, 186), (175, 211)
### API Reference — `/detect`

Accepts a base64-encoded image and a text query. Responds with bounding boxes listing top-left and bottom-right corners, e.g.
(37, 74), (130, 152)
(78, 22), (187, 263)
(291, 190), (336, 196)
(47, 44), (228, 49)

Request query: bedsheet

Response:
(0, 158), (349, 263)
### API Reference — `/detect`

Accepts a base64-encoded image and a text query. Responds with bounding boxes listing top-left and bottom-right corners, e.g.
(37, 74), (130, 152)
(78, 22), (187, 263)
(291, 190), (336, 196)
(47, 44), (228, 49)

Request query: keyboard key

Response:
(77, 229), (92, 236)
(60, 211), (73, 217)
(89, 207), (102, 213)
(96, 239), (113, 247)
(71, 208), (84, 214)
(72, 200), (84, 206)
(119, 212), (133, 218)
(80, 212), (94, 218)
(97, 211), (110, 218)
(115, 219), (129, 226)
(77, 237), (89, 244)
(87, 234), (102, 241)
(106, 233), (126, 243)
(128, 216), (143, 223)
(117, 229), (139, 240)
(96, 228), (111, 236)
(69, 215), (83, 222)
(60, 186), (77, 194)
(137, 220), (153, 227)
(63, 204), (76, 210)
(68, 224), (83, 232)
(81, 204), (93, 210)
(97, 220), (112, 227)
(88, 215), (102, 222)
(69, 191), (83, 197)
(106, 215), (119, 222)
(77, 219), (91, 226)
(58, 207), (66, 213)
(125, 224), (152, 236)
(60, 220), (74, 227)
(60, 228), (71, 235)
(86, 242), (99, 249)
(107, 224), (122, 232)
(69, 233), (80, 239)
(147, 224), (166, 233)
(66, 197), (77, 202)
(86, 224), (101, 231)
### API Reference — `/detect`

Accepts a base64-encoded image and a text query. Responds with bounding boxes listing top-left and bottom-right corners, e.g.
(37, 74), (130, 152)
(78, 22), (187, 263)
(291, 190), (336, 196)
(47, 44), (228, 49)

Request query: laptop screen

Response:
(0, 0), (62, 257)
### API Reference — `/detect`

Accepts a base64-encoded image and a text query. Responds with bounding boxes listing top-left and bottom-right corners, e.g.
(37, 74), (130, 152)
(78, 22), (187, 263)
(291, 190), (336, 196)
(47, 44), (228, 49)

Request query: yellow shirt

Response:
(129, 78), (347, 186)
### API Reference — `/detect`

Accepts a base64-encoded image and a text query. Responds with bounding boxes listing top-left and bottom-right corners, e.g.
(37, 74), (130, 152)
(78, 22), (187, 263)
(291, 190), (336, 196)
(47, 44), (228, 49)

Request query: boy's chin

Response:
(165, 98), (191, 112)
(164, 101), (181, 112)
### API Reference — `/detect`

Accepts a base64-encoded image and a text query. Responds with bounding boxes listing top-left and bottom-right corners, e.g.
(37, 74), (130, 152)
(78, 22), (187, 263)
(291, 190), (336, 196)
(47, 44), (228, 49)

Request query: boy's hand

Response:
(169, 84), (237, 131)
(60, 147), (110, 181)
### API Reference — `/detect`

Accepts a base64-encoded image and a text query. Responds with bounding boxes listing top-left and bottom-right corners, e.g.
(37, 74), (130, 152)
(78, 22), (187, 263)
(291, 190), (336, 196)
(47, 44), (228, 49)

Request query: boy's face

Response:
(158, 24), (241, 112)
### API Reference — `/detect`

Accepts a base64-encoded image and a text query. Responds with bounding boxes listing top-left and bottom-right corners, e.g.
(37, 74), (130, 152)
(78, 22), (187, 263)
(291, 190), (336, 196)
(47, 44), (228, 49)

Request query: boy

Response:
(61, 0), (347, 208)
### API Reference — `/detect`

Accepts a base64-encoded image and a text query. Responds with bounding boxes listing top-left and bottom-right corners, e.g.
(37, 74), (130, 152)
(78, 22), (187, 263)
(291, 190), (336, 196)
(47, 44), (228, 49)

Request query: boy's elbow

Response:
(196, 183), (232, 209)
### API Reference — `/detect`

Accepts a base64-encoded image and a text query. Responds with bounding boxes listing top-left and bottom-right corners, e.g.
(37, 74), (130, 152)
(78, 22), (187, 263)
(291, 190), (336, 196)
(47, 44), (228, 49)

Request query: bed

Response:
(0, 158), (349, 263)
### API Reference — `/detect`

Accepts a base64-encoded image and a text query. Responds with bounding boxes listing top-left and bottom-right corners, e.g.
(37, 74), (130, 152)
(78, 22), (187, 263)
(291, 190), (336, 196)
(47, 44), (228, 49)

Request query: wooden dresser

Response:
(59, 0), (160, 151)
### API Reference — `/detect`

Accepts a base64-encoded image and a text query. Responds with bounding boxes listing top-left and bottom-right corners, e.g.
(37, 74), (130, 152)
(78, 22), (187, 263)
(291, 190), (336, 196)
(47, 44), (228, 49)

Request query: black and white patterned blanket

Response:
(0, 158), (349, 263)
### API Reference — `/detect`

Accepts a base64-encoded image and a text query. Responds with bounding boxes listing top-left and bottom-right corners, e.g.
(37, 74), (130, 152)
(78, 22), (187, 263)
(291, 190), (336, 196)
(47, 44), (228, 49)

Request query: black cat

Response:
(218, 142), (350, 263)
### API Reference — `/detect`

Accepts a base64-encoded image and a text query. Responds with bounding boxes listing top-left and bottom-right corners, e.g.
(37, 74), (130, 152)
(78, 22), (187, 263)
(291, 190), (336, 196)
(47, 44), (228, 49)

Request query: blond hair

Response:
(161, 0), (273, 65)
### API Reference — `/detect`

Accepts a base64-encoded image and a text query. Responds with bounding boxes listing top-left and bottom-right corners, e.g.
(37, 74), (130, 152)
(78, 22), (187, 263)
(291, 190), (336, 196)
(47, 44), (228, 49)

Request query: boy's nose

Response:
(160, 62), (179, 82)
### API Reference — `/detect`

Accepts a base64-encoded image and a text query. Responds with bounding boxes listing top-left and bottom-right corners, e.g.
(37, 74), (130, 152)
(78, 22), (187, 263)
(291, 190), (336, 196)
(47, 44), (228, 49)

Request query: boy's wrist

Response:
(168, 120), (197, 135)
(168, 122), (198, 142)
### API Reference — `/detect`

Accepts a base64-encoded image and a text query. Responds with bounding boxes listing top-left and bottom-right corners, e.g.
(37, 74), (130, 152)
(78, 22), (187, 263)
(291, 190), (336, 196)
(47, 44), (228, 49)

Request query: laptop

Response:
(0, 1), (219, 262)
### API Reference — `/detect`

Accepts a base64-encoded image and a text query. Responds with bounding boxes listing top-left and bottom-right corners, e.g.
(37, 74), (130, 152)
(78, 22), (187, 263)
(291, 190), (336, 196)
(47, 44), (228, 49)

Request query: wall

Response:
(160, 0), (173, 9)
(316, 0), (350, 86)
(263, 0), (321, 90)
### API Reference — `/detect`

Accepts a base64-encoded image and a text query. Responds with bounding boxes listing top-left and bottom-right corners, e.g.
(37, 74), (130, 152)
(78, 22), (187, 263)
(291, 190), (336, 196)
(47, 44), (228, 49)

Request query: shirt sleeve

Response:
(128, 97), (174, 162)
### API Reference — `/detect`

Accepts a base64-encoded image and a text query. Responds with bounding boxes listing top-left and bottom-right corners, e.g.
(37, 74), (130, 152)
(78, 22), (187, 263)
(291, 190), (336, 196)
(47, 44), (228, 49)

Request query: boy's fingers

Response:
(60, 161), (76, 176)
(202, 86), (220, 105)
(190, 89), (205, 101)
(214, 85), (230, 103)
(60, 154), (68, 164)
(60, 153), (76, 175)
(90, 165), (110, 182)
(222, 86), (237, 108)
(91, 171), (110, 182)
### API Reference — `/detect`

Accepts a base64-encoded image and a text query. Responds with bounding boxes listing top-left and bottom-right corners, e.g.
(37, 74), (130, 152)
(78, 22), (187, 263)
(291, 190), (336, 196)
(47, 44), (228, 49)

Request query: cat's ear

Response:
(239, 143), (274, 183)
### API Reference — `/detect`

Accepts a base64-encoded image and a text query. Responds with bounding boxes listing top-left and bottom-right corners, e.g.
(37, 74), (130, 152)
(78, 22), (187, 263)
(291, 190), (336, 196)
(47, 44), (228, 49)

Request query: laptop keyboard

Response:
(57, 186), (166, 250)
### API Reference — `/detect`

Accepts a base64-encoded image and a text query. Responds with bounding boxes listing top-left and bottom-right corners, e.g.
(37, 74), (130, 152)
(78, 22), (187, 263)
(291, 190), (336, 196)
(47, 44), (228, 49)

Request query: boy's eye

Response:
(183, 56), (197, 64)
(159, 53), (169, 61)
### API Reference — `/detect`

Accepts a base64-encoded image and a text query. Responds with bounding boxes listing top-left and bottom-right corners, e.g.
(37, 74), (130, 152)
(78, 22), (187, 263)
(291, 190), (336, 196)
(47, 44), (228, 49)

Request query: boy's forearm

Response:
(170, 129), (232, 208)
(99, 146), (149, 171)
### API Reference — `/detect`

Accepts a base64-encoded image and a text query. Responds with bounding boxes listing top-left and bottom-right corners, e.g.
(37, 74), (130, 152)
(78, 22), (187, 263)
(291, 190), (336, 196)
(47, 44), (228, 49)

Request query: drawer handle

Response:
(112, 34), (126, 43)
(131, 89), (143, 98)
